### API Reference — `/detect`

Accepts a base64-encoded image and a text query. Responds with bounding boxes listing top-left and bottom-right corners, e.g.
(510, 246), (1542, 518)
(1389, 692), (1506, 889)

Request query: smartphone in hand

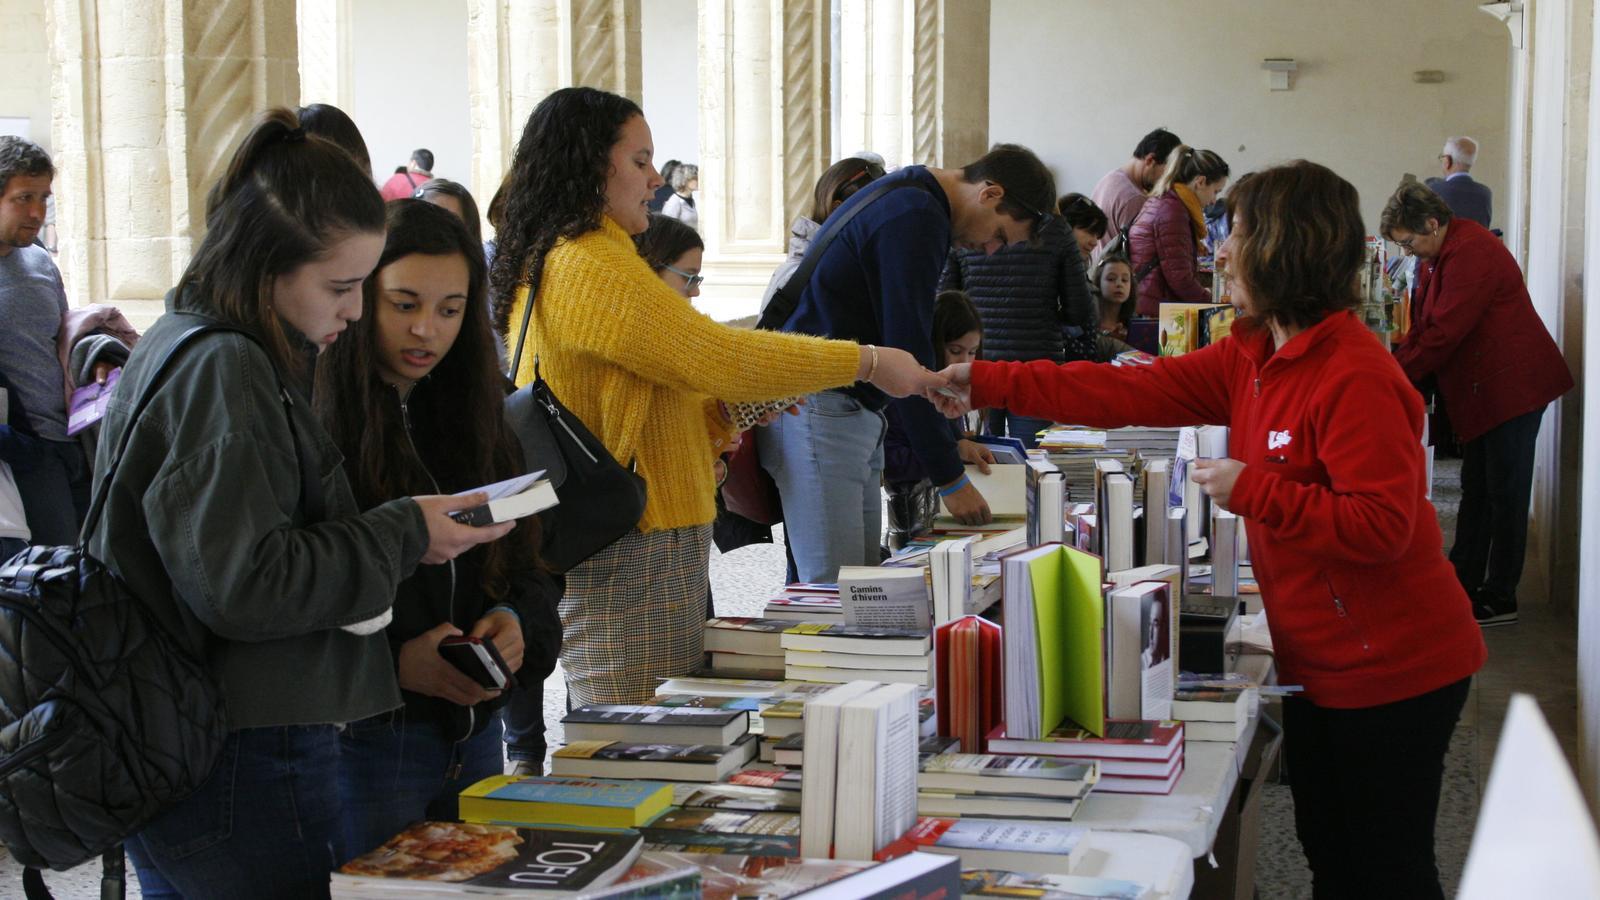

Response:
(437, 635), (514, 690)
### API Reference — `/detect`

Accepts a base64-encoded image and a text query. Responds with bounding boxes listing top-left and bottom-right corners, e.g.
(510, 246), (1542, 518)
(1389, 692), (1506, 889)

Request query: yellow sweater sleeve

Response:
(538, 222), (862, 402)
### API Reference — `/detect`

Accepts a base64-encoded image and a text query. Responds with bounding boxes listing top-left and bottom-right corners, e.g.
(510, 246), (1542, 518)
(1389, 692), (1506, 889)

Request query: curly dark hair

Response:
(316, 200), (543, 588)
(489, 87), (643, 338)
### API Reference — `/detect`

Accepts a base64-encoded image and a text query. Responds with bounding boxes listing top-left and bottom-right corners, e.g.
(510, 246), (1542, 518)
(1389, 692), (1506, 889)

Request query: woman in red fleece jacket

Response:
(930, 161), (1484, 900)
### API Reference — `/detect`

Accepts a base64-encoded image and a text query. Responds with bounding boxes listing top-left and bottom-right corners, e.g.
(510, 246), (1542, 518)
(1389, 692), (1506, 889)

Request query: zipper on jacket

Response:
(398, 386), (457, 621)
(1327, 578), (1372, 653)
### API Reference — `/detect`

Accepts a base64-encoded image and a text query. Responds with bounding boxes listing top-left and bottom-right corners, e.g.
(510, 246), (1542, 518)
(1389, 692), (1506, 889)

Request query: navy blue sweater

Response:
(777, 166), (963, 486)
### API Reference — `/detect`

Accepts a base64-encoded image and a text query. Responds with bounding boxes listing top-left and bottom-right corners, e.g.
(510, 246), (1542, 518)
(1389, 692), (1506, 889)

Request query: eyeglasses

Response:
(989, 181), (1053, 239)
(1394, 227), (1438, 250)
(661, 263), (704, 290)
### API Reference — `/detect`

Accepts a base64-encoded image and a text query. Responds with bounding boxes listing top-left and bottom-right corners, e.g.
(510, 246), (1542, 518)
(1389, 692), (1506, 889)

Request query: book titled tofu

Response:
(450, 471), (557, 526)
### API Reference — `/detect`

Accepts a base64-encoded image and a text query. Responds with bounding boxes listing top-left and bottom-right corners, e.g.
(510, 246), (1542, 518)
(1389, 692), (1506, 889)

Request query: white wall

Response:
(641, 0), (699, 167)
(989, 0), (1511, 234)
(0, 0), (51, 152)
(347, 0), (473, 189)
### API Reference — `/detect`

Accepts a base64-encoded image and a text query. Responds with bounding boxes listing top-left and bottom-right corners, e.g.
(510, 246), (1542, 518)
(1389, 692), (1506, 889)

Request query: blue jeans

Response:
(124, 725), (344, 900)
(986, 408), (1052, 450)
(757, 390), (886, 584)
(0, 537), (27, 562)
(337, 712), (506, 863)
(500, 680), (547, 766)
(11, 438), (89, 545)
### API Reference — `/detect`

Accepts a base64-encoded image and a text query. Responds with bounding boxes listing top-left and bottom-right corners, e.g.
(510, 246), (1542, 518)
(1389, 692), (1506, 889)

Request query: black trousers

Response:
(1284, 676), (1471, 900)
(1450, 406), (1544, 600)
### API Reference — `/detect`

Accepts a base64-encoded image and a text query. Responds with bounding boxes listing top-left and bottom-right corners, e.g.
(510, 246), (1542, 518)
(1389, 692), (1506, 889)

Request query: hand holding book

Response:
(1191, 458), (1245, 512)
(927, 363), (974, 417)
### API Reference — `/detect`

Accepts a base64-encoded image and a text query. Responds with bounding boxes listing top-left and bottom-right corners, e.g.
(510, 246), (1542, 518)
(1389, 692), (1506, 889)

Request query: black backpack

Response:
(0, 322), (321, 897)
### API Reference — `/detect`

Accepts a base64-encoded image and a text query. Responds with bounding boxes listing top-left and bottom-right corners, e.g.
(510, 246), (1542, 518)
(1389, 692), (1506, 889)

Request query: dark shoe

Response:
(1473, 592), (1518, 627)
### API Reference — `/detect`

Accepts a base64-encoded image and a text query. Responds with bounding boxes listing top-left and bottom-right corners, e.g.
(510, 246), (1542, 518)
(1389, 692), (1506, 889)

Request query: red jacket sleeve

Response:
(1392, 249), (1498, 383)
(970, 340), (1236, 429)
(1229, 369), (1421, 564)
(1154, 201), (1207, 301)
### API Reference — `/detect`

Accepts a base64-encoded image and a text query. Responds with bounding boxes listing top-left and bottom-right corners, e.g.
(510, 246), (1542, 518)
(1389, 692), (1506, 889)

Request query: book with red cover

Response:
(985, 719), (1184, 761)
(935, 615), (1002, 753)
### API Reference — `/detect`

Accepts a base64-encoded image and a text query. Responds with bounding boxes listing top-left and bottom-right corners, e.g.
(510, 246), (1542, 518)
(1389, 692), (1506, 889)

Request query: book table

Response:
(1071, 655), (1279, 900)
(1075, 831), (1196, 899)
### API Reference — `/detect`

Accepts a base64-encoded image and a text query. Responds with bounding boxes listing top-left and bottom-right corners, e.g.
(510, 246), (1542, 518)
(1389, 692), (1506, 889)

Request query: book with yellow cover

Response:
(458, 774), (672, 829)
(1157, 303), (1222, 357)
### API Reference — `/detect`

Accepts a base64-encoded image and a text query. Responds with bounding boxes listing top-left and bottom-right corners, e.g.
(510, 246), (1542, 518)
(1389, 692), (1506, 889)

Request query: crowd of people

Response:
(0, 83), (1571, 899)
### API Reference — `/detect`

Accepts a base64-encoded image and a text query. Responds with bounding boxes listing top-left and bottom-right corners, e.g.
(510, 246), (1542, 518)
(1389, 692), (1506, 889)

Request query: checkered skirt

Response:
(558, 525), (712, 706)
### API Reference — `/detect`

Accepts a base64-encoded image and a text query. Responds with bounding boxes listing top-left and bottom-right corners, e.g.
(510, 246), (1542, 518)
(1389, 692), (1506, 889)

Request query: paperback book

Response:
(639, 808), (802, 858)
(561, 705), (749, 746)
(550, 736), (757, 782)
(457, 775), (672, 829)
(333, 822), (642, 897)
(876, 817), (1089, 876)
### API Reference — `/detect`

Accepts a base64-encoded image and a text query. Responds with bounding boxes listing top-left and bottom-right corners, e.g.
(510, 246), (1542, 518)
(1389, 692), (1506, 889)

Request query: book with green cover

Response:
(1023, 544), (1106, 738)
(458, 775), (672, 829)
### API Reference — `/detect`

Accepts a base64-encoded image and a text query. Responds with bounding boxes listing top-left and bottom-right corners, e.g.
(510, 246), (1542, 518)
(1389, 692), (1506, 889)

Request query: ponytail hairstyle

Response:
(180, 108), (386, 375)
(489, 86), (644, 334)
(931, 290), (983, 368)
(316, 200), (544, 588)
(1151, 145), (1230, 199)
(296, 103), (371, 176)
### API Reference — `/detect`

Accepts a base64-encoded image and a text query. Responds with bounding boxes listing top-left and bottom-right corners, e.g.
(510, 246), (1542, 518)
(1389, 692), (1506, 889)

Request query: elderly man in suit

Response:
(1425, 136), (1493, 228)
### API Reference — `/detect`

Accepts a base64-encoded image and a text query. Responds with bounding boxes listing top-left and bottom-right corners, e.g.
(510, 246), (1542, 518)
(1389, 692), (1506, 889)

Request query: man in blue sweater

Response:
(759, 144), (1056, 582)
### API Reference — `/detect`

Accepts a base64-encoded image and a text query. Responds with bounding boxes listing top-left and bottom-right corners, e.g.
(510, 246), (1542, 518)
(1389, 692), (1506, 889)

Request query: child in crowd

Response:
(883, 290), (992, 548)
(316, 200), (561, 860)
(95, 109), (509, 897)
(1093, 253), (1137, 362)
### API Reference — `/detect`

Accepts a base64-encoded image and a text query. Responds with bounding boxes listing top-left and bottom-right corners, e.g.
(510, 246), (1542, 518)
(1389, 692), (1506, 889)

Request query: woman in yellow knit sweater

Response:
(489, 87), (942, 705)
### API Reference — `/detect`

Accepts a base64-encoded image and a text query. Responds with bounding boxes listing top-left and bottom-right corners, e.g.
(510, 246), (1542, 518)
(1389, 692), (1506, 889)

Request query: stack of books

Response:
(876, 817), (1090, 876)
(780, 623), (933, 687)
(549, 735), (759, 783)
(703, 617), (789, 673)
(987, 720), (1185, 795)
(800, 681), (921, 860)
(762, 583), (842, 621)
(1172, 683), (1252, 743)
(916, 752), (1099, 819)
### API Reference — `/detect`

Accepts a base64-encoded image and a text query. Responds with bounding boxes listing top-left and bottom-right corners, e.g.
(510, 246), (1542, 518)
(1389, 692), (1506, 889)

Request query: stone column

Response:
(466, 0), (641, 215)
(696, 0), (832, 322)
(839, 0), (989, 169)
(47, 0), (299, 320)
(297, 0), (352, 113)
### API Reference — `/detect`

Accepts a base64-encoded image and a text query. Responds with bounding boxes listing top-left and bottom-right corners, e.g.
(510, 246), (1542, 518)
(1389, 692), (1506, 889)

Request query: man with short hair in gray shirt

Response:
(0, 137), (100, 544)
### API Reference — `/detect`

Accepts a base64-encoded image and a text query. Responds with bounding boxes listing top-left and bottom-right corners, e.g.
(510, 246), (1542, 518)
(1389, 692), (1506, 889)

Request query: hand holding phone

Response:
(438, 634), (514, 691)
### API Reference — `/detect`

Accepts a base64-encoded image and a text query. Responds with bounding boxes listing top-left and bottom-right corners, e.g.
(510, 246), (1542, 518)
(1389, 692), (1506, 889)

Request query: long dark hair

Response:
(317, 200), (543, 590)
(296, 103), (371, 175)
(416, 178), (483, 246)
(489, 87), (643, 334)
(634, 213), (704, 271)
(179, 108), (385, 375)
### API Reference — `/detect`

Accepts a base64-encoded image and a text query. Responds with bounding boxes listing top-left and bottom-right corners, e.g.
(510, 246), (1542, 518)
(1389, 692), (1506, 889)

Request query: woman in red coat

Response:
(1127, 145), (1229, 314)
(930, 161), (1484, 900)
(1385, 179), (1573, 627)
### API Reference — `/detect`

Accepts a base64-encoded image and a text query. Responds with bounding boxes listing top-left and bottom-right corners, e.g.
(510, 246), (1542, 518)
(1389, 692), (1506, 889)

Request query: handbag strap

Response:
(78, 318), (326, 549)
(755, 178), (932, 332)
(507, 280), (541, 391)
